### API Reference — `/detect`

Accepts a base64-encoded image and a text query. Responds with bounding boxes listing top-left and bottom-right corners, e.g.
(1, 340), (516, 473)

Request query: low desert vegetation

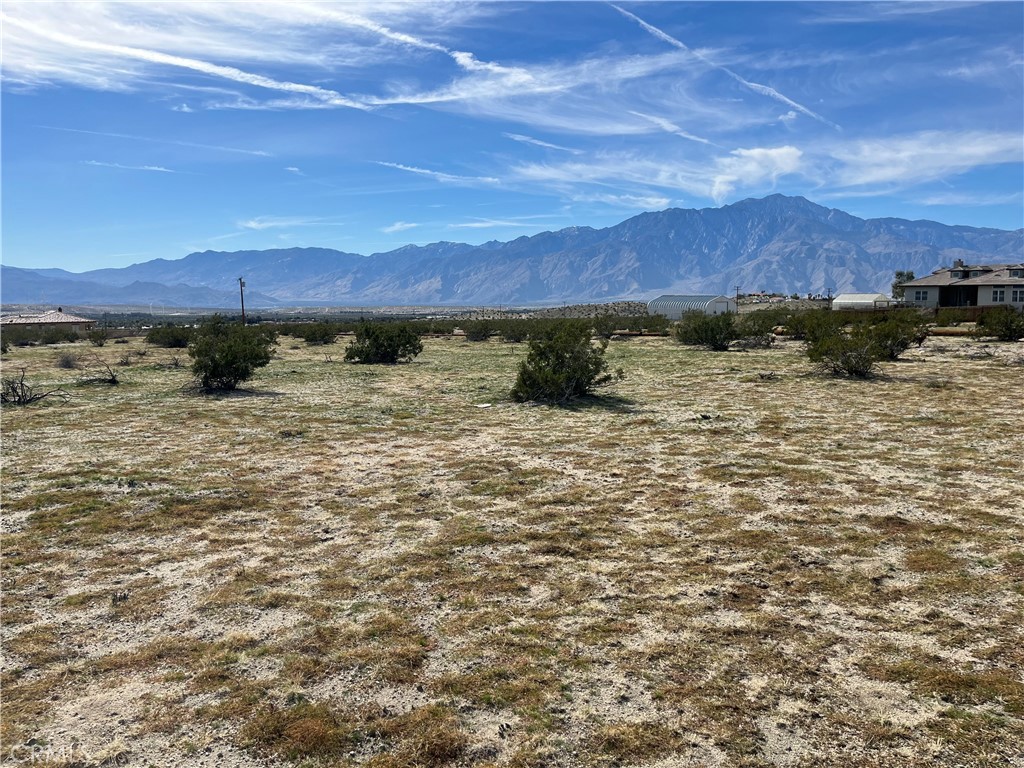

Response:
(510, 319), (623, 403)
(188, 315), (277, 391)
(2, 313), (1022, 767)
(674, 311), (738, 351)
(145, 324), (194, 348)
(344, 322), (423, 364)
(974, 305), (1024, 341)
(87, 329), (110, 347)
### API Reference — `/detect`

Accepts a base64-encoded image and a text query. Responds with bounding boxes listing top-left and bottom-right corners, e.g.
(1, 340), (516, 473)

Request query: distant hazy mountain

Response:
(0, 265), (282, 308)
(4, 195), (1021, 307)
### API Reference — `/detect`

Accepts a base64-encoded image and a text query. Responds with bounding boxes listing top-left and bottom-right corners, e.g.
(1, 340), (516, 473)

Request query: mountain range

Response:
(4, 195), (1021, 308)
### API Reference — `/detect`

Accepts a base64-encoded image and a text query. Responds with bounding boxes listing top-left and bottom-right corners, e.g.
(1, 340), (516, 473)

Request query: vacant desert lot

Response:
(2, 333), (1022, 768)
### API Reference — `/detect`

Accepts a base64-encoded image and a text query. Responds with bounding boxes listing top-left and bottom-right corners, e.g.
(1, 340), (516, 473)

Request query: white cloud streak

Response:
(611, 4), (841, 131)
(503, 133), (582, 154)
(916, 191), (1023, 207)
(449, 219), (543, 229)
(2, 12), (368, 110)
(238, 215), (345, 230)
(382, 221), (419, 233)
(832, 131), (1023, 187)
(83, 160), (177, 173)
(40, 125), (272, 156)
(627, 111), (715, 146)
(711, 146), (803, 202)
(376, 162), (500, 185)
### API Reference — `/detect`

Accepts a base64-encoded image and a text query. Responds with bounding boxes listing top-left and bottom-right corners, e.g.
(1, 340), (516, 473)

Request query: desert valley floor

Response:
(2, 333), (1022, 767)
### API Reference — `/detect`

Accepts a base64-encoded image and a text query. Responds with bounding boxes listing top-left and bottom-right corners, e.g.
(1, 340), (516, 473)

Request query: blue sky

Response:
(2, 1), (1022, 272)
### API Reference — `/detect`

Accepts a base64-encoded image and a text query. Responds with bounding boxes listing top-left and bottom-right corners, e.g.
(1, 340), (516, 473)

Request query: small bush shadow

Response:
(181, 384), (283, 399)
(544, 393), (640, 413)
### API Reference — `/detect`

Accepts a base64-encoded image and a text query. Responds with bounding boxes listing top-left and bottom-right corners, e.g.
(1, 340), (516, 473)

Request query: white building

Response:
(831, 293), (893, 311)
(647, 294), (737, 319)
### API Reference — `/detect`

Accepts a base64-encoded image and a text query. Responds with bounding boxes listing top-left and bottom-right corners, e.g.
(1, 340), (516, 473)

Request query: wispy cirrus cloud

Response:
(916, 191), (1023, 207)
(611, 4), (841, 131)
(832, 131), (1023, 187)
(238, 215), (345, 230)
(570, 192), (673, 210)
(2, 12), (367, 110)
(376, 162), (499, 185)
(711, 146), (803, 202)
(627, 111), (715, 146)
(41, 125), (272, 157)
(449, 219), (545, 229)
(503, 133), (582, 154)
(83, 160), (177, 173)
(805, 2), (978, 25)
(382, 221), (419, 233)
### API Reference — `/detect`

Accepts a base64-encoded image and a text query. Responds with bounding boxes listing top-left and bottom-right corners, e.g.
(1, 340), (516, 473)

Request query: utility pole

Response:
(238, 277), (246, 325)
(735, 285), (741, 310)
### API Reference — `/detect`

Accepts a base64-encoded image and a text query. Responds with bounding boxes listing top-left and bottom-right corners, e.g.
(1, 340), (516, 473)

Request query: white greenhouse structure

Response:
(831, 293), (893, 311)
(647, 294), (737, 319)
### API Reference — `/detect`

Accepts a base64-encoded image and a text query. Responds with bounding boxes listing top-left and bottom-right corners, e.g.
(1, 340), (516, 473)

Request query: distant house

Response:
(832, 293), (893, 311)
(647, 294), (737, 319)
(901, 261), (1024, 309)
(0, 308), (96, 333)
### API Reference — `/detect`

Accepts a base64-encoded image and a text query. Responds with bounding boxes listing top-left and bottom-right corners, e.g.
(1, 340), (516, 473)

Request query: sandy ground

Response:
(2, 333), (1022, 767)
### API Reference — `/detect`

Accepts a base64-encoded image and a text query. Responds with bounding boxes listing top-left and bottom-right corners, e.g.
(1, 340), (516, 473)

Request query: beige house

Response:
(901, 262), (1024, 309)
(0, 308), (97, 333)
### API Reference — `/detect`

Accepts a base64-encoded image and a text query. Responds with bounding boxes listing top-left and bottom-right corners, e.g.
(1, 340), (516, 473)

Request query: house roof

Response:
(957, 266), (1024, 286)
(903, 263), (1024, 288)
(0, 310), (95, 325)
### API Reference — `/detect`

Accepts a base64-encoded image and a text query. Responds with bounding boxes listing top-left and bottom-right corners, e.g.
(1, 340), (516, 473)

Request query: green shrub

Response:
(736, 309), (789, 348)
(344, 323), (423, 364)
(497, 320), (530, 343)
(510, 320), (622, 404)
(1, 337), (9, 354)
(188, 316), (277, 390)
(787, 309), (844, 343)
(674, 312), (738, 351)
(738, 308), (789, 338)
(87, 329), (110, 347)
(807, 325), (879, 378)
(869, 314), (928, 360)
(935, 308), (969, 327)
(462, 321), (494, 342)
(291, 323), (338, 345)
(56, 352), (80, 369)
(974, 306), (1024, 342)
(146, 325), (194, 348)
(592, 315), (618, 339)
(40, 327), (81, 345)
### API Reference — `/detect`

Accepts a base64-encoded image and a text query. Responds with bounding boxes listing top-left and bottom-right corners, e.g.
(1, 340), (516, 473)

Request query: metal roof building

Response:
(831, 293), (893, 311)
(647, 294), (737, 319)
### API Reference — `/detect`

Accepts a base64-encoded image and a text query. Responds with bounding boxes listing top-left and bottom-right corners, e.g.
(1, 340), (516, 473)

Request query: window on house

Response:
(970, 271), (982, 277)
(1011, 270), (1023, 278)
(950, 271), (963, 279)
(1012, 288), (1024, 303)
(992, 287), (1005, 302)
(913, 290), (929, 302)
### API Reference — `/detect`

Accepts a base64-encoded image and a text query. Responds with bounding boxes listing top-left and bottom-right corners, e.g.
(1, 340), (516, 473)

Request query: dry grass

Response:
(2, 333), (1022, 766)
